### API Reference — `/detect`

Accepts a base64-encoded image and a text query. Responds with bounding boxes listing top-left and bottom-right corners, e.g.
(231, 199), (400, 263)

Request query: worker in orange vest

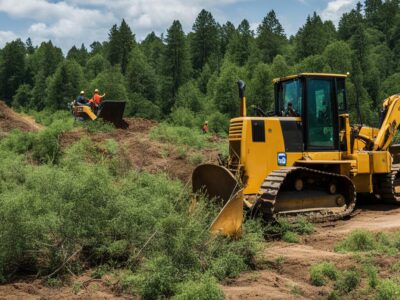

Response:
(202, 121), (209, 134)
(89, 89), (106, 113)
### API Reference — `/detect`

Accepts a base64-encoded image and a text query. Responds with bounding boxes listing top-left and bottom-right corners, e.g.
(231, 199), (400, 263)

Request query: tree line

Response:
(1, 0), (400, 131)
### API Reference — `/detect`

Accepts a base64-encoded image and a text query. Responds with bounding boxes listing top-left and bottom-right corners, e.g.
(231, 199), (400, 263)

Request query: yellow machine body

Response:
(193, 73), (400, 236)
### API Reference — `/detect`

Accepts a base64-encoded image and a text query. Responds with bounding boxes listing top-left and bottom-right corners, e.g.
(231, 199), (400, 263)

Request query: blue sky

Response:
(0, 0), (358, 51)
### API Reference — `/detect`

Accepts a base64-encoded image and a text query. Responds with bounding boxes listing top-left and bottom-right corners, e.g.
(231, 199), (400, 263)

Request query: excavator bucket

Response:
(97, 100), (128, 128)
(192, 164), (244, 236)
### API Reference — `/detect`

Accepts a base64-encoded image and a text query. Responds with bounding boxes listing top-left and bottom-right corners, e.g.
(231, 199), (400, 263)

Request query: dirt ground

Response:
(222, 203), (400, 300)
(0, 101), (43, 133)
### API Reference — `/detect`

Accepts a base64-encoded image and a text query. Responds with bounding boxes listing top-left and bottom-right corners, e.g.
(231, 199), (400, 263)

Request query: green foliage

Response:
(282, 231), (299, 243)
(83, 119), (115, 133)
(173, 275), (224, 300)
(335, 270), (360, 293)
(126, 92), (161, 120)
(46, 60), (86, 109)
(264, 217), (314, 240)
(12, 84), (33, 108)
(366, 265), (378, 289)
(89, 65), (128, 100)
(335, 230), (377, 252)
(309, 262), (338, 286)
(376, 279), (400, 300)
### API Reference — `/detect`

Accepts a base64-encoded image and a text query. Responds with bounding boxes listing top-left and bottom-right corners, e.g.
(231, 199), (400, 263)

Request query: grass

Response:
(376, 279), (400, 300)
(335, 229), (400, 255)
(309, 262), (338, 286)
(264, 216), (314, 242)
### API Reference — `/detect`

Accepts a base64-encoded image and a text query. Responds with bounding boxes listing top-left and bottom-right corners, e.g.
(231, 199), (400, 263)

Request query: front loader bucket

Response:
(210, 189), (244, 236)
(192, 164), (239, 204)
(192, 164), (244, 236)
(97, 100), (128, 128)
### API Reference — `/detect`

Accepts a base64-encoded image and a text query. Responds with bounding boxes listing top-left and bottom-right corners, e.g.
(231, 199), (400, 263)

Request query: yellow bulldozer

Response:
(193, 73), (400, 236)
(71, 100), (127, 128)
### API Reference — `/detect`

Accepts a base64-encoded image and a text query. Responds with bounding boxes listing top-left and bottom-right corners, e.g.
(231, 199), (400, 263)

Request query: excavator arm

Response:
(373, 95), (400, 151)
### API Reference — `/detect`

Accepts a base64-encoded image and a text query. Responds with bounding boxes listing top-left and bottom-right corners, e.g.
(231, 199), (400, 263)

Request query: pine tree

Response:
(107, 20), (135, 74)
(257, 10), (287, 63)
(228, 19), (254, 66)
(338, 3), (363, 40)
(126, 47), (158, 102)
(161, 20), (191, 114)
(295, 12), (336, 60)
(0, 39), (26, 103)
(220, 21), (236, 57)
(25, 38), (35, 54)
(191, 9), (219, 70)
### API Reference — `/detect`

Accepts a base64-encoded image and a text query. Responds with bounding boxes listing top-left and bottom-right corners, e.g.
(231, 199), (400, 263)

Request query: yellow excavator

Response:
(193, 73), (400, 236)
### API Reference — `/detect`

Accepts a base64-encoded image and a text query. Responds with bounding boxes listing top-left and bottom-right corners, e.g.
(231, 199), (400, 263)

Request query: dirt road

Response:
(222, 203), (400, 300)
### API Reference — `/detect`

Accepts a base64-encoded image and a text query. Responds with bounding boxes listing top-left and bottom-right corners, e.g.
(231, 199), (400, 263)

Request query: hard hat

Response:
(80, 91), (84, 95)
(94, 89), (99, 93)
(205, 121), (208, 124)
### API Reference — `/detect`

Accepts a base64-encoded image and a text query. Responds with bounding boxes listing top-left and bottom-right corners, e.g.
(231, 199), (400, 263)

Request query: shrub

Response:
(335, 230), (377, 252)
(83, 119), (114, 133)
(173, 274), (224, 300)
(376, 279), (400, 300)
(282, 231), (299, 243)
(210, 252), (246, 280)
(366, 265), (378, 289)
(310, 262), (338, 286)
(335, 270), (360, 293)
(265, 217), (314, 240)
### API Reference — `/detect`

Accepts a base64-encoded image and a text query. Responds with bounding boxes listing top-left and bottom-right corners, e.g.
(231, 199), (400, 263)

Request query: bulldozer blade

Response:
(97, 100), (128, 128)
(210, 189), (244, 236)
(192, 164), (239, 204)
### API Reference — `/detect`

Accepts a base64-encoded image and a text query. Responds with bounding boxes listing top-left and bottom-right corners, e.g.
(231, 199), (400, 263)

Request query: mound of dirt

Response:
(60, 118), (219, 182)
(0, 101), (43, 133)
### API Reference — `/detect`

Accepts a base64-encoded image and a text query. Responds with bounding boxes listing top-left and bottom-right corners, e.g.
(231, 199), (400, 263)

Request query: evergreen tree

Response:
(0, 39), (26, 103)
(25, 38), (35, 54)
(228, 19), (254, 66)
(257, 10), (287, 63)
(141, 32), (164, 72)
(220, 21), (236, 56)
(295, 12), (336, 60)
(323, 41), (352, 73)
(12, 84), (33, 108)
(126, 47), (158, 102)
(338, 3), (363, 40)
(107, 20), (135, 74)
(45, 60), (86, 109)
(86, 54), (111, 80)
(161, 20), (191, 114)
(191, 9), (219, 70)
(89, 65), (128, 100)
(31, 41), (63, 77)
(90, 41), (103, 56)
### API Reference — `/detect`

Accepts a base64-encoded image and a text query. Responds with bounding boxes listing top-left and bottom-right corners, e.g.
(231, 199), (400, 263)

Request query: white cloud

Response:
(0, 0), (252, 51)
(0, 30), (18, 47)
(321, 0), (358, 23)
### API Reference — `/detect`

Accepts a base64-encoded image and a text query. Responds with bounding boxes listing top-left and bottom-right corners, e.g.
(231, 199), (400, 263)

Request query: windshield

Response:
(280, 79), (302, 116)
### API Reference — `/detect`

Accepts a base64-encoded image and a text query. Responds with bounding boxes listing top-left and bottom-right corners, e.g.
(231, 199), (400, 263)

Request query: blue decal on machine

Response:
(278, 153), (287, 166)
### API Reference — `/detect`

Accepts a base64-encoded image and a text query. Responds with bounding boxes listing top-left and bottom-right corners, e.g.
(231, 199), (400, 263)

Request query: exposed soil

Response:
(0, 101), (43, 134)
(60, 118), (220, 182)
(222, 204), (400, 300)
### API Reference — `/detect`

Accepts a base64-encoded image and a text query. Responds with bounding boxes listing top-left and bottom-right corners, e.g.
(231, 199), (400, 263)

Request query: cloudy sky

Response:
(0, 0), (358, 51)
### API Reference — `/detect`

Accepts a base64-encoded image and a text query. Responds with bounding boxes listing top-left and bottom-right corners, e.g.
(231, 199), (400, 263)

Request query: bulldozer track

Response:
(376, 164), (400, 204)
(250, 167), (357, 222)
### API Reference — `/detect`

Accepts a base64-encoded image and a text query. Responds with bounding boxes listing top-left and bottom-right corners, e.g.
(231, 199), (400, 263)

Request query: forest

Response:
(3, 0), (400, 299)
(2, 1), (400, 129)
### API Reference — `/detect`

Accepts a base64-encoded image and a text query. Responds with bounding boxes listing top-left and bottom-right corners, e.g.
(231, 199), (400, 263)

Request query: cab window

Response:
(279, 79), (302, 116)
(306, 78), (336, 150)
(336, 78), (347, 112)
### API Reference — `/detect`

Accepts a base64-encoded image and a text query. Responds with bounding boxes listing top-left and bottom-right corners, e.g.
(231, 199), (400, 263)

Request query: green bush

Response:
(173, 274), (224, 300)
(376, 279), (400, 300)
(282, 231), (299, 243)
(83, 119), (114, 133)
(310, 262), (338, 286)
(335, 230), (377, 252)
(335, 270), (360, 293)
(366, 265), (378, 289)
(265, 216), (314, 240)
(210, 252), (246, 280)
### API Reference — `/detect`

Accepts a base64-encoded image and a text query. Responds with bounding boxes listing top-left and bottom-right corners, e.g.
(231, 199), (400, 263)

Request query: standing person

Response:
(89, 89), (106, 113)
(75, 91), (89, 106)
(202, 121), (209, 134)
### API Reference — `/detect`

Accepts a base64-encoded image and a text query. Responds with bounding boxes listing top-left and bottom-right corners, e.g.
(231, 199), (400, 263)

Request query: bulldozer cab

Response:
(273, 73), (348, 151)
